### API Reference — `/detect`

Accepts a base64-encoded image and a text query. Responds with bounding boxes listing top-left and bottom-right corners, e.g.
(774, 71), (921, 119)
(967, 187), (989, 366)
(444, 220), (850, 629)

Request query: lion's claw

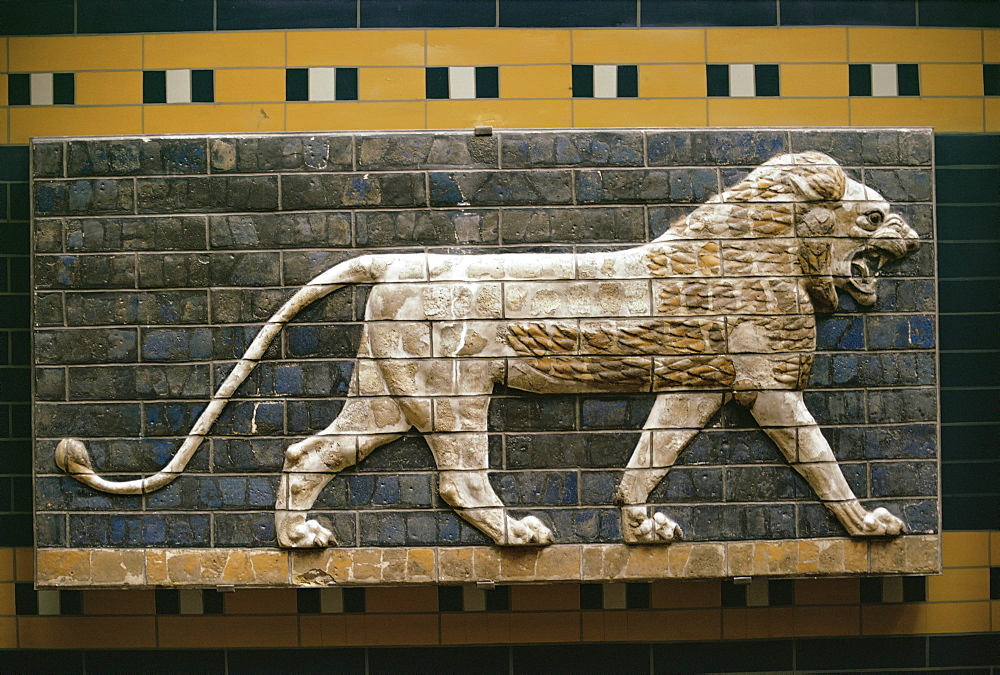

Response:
(279, 516), (335, 548)
(507, 515), (554, 546)
(622, 507), (682, 544)
(861, 507), (905, 536)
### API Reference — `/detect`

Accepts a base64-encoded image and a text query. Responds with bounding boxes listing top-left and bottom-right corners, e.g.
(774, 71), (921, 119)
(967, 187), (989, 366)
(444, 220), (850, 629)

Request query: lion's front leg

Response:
(744, 390), (905, 537)
(617, 393), (725, 544)
(276, 396), (410, 548)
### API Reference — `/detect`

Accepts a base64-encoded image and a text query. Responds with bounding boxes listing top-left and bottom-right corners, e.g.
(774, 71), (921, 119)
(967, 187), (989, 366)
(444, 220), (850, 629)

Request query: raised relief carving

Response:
(55, 152), (919, 548)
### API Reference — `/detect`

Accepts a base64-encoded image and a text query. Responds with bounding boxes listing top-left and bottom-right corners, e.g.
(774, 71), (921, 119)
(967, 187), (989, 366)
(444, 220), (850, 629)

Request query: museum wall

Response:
(0, 1), (997, 672)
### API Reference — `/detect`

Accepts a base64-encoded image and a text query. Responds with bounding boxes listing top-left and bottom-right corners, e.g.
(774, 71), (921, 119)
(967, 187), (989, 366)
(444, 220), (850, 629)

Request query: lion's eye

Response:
(867, 210), (884, 226)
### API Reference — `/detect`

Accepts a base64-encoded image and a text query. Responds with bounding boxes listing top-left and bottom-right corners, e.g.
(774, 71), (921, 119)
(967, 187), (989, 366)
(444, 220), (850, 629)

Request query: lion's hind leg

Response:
(617, 393), (725, 543)
(276, 395), (411, 547)
(744, 390), (905, 537)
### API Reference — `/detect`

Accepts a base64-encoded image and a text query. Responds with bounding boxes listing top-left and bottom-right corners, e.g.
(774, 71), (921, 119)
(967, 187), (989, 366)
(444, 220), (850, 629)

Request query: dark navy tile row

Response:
(4, 0), (998, 35)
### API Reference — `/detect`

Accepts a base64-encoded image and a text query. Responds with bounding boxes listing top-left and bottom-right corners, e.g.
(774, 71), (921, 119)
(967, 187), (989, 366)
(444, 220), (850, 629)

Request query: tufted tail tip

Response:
(56, 438), (95, 476)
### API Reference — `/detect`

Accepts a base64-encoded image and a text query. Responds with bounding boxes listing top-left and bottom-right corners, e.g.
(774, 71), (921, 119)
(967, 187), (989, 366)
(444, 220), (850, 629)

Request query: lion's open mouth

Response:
(847, 248), (890, 305)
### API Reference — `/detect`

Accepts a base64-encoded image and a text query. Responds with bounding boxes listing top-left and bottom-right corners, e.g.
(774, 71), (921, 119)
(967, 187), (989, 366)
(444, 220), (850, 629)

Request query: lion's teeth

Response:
(877, 255), (886, 270)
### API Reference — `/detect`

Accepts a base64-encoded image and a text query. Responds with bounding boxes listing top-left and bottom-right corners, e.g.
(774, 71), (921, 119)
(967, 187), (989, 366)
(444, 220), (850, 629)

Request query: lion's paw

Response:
(507, 515), (554, 546)
(861, 507), (905, 537)
(278, 516), (336, 548)
(622, 507), (682, 544)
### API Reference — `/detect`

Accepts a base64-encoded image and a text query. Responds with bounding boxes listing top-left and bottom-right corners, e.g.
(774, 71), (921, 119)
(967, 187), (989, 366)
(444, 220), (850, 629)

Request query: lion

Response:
(56, 151), (920, 548)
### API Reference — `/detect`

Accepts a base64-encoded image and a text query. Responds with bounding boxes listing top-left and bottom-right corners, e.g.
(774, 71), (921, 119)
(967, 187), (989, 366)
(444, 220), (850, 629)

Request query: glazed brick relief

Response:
(31, 129), (940, 586)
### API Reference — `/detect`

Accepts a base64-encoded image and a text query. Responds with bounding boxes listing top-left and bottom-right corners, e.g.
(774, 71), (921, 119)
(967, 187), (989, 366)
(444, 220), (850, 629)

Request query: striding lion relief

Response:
(55, 151), (921, 549)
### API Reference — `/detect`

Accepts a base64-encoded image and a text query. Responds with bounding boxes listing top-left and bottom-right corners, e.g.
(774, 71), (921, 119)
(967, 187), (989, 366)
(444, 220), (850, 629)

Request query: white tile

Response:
(178, 588), (204, 614)
(36, 589), (61, 615)
(448, 66), (476, 99)
(165, 69), (192, 104)
(602, 582), (627, 609)
(593, 64), (618, 98)
(871, 63), (898, 97)
(462, 586), (486, 612)
(320, 587), (344, 613)
(729, 64), (756, 97)
(309, 67), (338, 102)
(29, 73), (54, 106)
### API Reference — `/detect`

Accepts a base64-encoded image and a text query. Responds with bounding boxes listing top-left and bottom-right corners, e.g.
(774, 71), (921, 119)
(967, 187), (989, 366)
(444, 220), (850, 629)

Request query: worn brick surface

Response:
(32, 129), (939, 585)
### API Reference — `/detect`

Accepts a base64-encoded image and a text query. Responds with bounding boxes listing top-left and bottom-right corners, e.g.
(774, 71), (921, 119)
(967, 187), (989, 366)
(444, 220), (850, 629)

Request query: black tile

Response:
(0, 513), (31, 545)
(860, 577), (883, 603)
(986, 64), (1000, 96)
(426, 67), (450, 99)
(897, 63), (920, 96)
(941, 389), (1000, 424)
(202, 589), (224, 614)
(935, 133), (1000, 166)
(941, 354), (999, 388)
(1, 0), (75, 35)
(754, 64), (779, 96)
(516, 644), (650, 674)
(0, 650), (83, 674)
(77, 0), (215, 33)
(53, 72), (75, 105)
(85, 649), (226, 674)
(617, 65), (638, 97)
(943, 494), (1000, 529)
(938, 279), (1000, 313)
(626, 582), (651, 609)
(155, 589), (180, 614)
(721, 579), (746, 607)
(850, 64), (873, 96)
(476, 66), (500, 98)
(654, 639), (793, 673)
(286, 68), (309, 101)
(768, 579), (794, 606)
(191, 69), (214, 103)
(782, 0), (917, 25)
(15, 582), (37, 615)
(929, 634), (999, 666)
(229, 648), (364, 674)
(361, 0), (496, 27)
(992, 566), (1000, 600)
(501, 0), (636, 27)
(580, 583), (602, 609)
(60, 589), (83, 615)
(938, 242), (1000, 278)
(343, 586), (366, 613)
(902, 576), (926, 602)
(143, 71), (167, 104)
(797, 636), (926, 670)
(372, 647), (508, 675)
(918, 0), (1000, 27)
(7, 74), (29, 106)
(936, 168), (1000, 204)
(438, 585), (463, 611)
(218, 0), (357, 30)
(572, 64), (594, 97)
(297, 588), (321, 613)
(641, 0), (777, 26)
(706, 64), (729, 96)
(336, 67), (359, 101)
(0, 147), (29, 181)
(485, 585), (510, 611)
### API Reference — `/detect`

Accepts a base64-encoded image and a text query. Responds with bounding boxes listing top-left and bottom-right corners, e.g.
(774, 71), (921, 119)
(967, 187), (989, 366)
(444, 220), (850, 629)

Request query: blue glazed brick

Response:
(578, 470), (620, 504)
(867, 388), (937, 423)
(146, 476), (277, 510)
(823, 426), (866, 461)
(650, 467), (723, 502)
(867, 315), (935, 350)
(491, 470), (579, 506)
(871, 461), (937, 498)
(143, 402), (210, 436)
(541, 508), (621, 543)
(815, 316), (865, 350)
(723, 466), (803, 502)
(314, 476), (351, 509)
(865, 424), (936, 459)
(36, 476), (142, 511)
(141, 328), (213, 362)
(34, 180), (135, 217)
(36, 514), (66, 547)
(490, 395), (577, 432)
(214, 513), (280, 547)
(35, 254), (136, 289)
(580, 396), (654, 429)
(356, 435), (436, 472)
(211, 325), (280, 361)
(349, 474), (434, 508)
(505, 432), (635, 468)
(69, 514), (210, 547)
(212, 401), (284, 436)
(286, 400), (343, 434)
(35, 402), (142, 437)
(802, 390), (866, 425)
(284, 324), (363, 359)
(35, 438), (208, 474)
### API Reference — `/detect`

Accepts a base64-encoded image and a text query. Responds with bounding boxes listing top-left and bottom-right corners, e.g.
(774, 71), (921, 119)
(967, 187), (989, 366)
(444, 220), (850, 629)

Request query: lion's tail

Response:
(55, 255), (380, 494)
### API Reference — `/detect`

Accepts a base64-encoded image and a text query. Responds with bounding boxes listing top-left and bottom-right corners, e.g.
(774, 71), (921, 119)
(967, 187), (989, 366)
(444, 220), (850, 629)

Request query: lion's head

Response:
(669, 151), (920, 312)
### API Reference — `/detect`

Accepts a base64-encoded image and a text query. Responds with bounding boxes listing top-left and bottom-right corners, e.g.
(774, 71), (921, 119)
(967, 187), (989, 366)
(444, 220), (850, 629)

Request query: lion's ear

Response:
(785, 162), (846, 202)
